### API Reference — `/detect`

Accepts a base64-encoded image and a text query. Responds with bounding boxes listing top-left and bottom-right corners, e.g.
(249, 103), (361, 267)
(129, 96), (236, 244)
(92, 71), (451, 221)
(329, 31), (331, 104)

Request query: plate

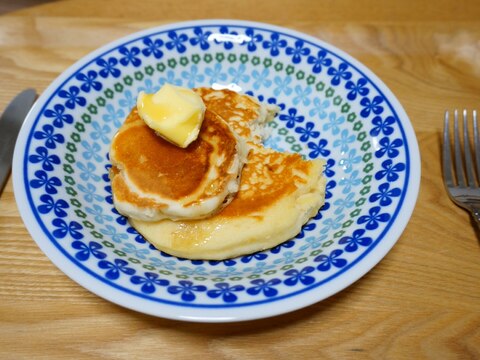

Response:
(13, 20), (420, 322)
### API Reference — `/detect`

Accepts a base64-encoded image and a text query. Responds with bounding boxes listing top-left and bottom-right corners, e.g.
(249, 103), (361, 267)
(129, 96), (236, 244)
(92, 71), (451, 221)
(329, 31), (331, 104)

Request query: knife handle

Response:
(0, 89), (37, 195)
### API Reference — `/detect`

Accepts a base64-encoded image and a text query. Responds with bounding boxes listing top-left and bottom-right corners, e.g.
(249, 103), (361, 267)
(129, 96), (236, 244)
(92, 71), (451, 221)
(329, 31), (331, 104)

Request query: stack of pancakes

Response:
(110, 88), (326, 260)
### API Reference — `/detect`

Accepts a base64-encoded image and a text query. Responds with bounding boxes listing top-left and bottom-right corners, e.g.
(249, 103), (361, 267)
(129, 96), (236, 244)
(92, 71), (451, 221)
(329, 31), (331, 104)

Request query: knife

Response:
(0, 89), (37, 194)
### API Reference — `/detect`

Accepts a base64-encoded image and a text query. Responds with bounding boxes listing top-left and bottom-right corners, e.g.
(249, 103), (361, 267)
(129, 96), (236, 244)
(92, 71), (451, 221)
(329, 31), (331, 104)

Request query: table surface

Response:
(1, 0), (480, 358)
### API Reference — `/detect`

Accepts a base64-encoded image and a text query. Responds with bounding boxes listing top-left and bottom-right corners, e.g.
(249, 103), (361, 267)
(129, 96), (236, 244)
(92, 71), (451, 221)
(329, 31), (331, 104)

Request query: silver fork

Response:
(443, 109), (480, 228)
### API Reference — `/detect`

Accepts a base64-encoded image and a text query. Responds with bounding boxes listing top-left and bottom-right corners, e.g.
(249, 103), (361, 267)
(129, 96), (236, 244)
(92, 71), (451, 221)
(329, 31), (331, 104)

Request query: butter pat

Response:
(137, 84), (206, 148)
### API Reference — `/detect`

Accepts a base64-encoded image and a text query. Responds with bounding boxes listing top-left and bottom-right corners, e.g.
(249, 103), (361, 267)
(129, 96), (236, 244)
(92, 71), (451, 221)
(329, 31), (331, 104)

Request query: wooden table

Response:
(1, 0), (480, 358)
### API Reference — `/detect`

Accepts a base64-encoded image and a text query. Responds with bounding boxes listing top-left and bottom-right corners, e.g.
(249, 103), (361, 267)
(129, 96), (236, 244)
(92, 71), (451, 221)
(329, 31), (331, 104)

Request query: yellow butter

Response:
(137, 84), (206, 148)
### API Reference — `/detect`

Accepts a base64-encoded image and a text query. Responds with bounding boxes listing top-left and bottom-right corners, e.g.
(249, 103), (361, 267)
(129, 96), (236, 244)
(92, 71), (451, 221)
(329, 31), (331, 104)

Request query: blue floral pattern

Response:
(16, 22), (417, 320)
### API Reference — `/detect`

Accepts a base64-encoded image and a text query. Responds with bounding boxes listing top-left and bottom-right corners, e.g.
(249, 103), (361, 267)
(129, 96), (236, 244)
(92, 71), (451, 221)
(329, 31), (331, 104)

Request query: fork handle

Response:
(472, 207), (480, 229)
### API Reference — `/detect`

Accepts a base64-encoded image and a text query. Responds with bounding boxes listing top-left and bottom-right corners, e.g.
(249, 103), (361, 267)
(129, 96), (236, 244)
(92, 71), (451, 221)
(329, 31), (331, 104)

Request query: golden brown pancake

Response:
(194, 87), (278, 144)
(130, 144), (326, 259)
(128, 89), (327, 260)
(110, 107), (248, 221)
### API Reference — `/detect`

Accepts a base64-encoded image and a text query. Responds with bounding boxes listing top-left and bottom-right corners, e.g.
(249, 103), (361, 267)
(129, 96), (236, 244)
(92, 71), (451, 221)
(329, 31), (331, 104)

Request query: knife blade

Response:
(0, 89), (37, 194)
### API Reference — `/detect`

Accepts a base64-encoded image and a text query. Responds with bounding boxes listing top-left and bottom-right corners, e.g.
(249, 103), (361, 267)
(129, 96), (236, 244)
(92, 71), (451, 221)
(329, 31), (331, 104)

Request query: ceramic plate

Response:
(13, 20), (420, 322)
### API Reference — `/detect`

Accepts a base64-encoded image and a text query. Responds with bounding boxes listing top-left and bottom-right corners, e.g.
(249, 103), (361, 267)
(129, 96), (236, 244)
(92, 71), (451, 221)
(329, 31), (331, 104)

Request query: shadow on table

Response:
(470, 216), (480, 246)
(0, 0), (60, 15)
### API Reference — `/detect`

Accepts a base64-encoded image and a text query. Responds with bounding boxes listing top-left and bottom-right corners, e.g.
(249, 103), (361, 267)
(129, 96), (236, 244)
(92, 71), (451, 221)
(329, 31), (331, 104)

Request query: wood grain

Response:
(1, 0), (480, 358)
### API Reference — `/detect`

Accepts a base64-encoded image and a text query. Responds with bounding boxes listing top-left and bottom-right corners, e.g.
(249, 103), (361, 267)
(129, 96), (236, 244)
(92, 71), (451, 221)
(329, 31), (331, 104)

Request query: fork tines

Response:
(443, 109), (480, 188)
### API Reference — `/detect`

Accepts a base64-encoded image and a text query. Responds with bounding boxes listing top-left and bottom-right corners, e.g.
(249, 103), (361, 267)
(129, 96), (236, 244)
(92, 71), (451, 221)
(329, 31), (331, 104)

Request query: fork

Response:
(443, 109), (480, 228)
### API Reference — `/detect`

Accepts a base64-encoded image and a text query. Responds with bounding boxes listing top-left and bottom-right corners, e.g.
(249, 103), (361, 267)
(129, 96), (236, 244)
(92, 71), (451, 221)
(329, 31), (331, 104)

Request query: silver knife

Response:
(0, 89), (37, 194)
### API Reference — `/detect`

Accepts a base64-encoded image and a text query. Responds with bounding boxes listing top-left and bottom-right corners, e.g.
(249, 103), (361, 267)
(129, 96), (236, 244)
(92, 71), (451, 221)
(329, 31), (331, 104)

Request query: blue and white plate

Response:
(13, 20), (420, 322)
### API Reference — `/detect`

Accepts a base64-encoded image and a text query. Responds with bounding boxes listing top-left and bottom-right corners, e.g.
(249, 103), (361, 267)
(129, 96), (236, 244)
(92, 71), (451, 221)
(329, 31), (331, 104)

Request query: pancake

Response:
(110, 107), (248, 221)
(194, 87), (278, 144)
(128, 89), (327, 260)
(130, 145), (326, 259)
